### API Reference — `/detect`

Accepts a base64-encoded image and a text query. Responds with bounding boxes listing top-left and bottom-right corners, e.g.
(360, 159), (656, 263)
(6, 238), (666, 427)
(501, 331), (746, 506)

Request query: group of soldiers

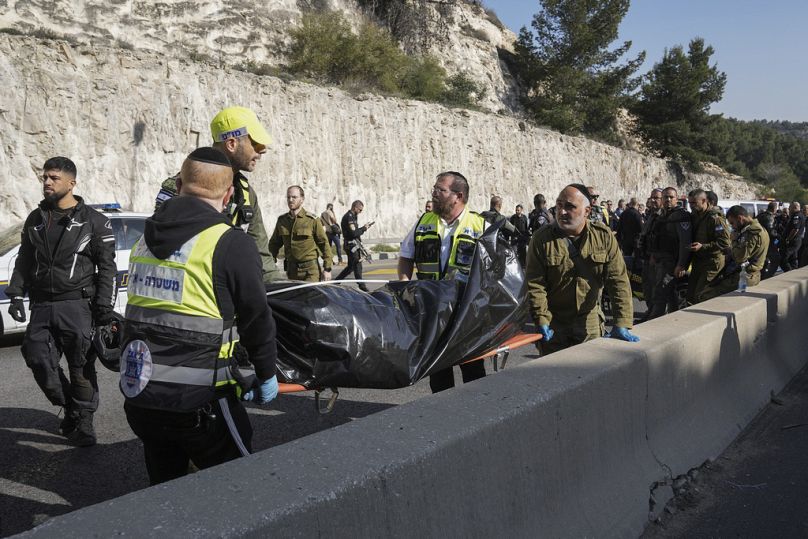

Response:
(5, 103), (778, 488)
(516, 184), (772, 322)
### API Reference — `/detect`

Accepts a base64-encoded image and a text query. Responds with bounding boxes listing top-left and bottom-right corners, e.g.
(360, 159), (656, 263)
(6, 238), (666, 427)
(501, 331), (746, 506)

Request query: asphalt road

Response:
(642, 365), (808, 538)
(0, 260), (547, 537)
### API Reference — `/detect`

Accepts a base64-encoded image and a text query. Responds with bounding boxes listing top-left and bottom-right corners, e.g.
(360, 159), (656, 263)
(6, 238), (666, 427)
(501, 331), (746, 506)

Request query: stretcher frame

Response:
(277, 332), (541, 414)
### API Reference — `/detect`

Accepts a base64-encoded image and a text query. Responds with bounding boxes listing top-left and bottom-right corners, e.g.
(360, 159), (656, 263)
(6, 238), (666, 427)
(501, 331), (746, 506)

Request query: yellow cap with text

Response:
(210, 106), (272, 146)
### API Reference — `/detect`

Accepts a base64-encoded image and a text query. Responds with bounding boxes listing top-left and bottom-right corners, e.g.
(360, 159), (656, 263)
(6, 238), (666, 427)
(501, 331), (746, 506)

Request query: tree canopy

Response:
(511, 0), (645, 142)
(631, 37), (727, 166)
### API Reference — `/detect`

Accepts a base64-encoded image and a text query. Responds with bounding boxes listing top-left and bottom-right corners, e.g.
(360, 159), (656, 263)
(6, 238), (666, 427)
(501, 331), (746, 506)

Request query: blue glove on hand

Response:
(538, 324), (554, 342)
(609, 327), (640, 342)
(245, 375), (279, 404)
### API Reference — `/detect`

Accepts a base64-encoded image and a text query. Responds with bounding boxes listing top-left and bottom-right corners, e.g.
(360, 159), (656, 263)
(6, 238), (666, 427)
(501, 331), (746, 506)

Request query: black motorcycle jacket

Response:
(7, 196), (117, 309)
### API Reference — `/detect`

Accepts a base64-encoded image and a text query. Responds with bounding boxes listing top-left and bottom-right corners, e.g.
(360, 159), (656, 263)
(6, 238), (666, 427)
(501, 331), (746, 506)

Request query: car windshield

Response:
(0, 223), (23, 257)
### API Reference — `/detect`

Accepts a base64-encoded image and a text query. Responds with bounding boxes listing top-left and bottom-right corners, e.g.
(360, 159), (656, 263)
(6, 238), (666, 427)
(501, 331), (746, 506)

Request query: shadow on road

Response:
(250, 393), (398, 450)
(0, 407), (147, 538)
(0, 395), (400, 537)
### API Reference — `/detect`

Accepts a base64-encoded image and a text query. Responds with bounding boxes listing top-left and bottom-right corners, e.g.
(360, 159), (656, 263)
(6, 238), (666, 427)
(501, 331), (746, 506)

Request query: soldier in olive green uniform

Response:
(268, 185), (332, 282)
(527, 184), (638, 355)
(700, 205), (769, 301)
(686, 189), (731, 304)
(154, 107), (283, 284)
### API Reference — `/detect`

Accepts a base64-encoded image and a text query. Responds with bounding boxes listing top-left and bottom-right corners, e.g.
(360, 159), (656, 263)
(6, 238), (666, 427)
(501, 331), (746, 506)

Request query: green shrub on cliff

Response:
(288, 12), (483, 107)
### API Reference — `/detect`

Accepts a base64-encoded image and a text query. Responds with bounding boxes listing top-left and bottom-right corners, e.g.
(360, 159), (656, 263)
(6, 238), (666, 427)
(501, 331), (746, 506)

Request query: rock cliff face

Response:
(0, 35), (755, 238)
(0, 0), (519, 113)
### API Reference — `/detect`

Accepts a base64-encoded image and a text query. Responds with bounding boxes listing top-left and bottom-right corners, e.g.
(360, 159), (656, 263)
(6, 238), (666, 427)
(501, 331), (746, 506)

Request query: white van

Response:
(719, 200), (776, 217)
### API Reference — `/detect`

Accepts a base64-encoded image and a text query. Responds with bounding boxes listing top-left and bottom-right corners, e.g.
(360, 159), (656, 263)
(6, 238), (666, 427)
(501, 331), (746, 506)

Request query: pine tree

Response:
(632, 38), (727, 166)
(511, 0), (645, 142)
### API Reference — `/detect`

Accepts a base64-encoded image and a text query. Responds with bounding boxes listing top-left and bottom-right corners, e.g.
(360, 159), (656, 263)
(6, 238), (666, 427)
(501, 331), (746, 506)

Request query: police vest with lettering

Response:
(413, 210), (485, 281)
(119, 222), (240, 411)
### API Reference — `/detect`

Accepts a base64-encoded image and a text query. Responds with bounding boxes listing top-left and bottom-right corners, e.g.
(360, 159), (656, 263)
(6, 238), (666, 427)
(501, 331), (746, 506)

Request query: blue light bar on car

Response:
(88, 203), (122, 211)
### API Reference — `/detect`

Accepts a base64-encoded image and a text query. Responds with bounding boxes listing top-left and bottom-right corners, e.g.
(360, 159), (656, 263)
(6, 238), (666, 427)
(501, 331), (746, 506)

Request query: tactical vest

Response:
(590, 205), (605, 225)
(414, 210), (485, 281)
(228, 176), (253, 231)
(119, 223), (240, 412)
(650, 208), (689, 255)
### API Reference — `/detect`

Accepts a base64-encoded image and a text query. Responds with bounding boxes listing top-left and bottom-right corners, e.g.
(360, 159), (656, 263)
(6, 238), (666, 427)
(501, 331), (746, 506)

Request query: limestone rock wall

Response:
(0, 35), (756, 238)
(0, 0), (519, 114)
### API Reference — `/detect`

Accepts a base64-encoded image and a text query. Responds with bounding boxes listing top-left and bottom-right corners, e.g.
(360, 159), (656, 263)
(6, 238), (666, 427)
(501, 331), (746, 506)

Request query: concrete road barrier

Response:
(21, 269), (808, 538)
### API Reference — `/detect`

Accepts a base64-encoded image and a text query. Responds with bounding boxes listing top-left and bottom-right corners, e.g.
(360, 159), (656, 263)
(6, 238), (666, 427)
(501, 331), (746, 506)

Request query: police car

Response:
(0, 204), (148, 336)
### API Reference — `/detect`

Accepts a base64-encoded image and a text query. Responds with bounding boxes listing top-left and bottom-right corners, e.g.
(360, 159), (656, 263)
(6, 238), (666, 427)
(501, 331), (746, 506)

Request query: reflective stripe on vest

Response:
(151, 365), (233, 386)
(414, 210), (485, 281)
(126, 304), (239, 346)
(120, 222), (238, 411)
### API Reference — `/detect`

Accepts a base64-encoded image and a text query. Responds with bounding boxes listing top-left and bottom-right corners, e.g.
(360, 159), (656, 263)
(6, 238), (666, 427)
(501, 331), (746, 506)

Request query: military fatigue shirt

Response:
(526, 221), (634, 330)
(692, 207), (731, 262)
(732, 219), (769, 285)
(268, 207), (332, 270)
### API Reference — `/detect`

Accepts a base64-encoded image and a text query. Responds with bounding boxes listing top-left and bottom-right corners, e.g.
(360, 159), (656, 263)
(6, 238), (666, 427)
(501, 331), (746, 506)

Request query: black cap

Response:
(566, 183), (592, 204)
(187, 147), (231, 167)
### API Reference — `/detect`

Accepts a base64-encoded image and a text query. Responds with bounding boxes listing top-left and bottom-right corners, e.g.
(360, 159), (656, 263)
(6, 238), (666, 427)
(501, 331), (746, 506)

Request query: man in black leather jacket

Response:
(7, 156), (116, 446)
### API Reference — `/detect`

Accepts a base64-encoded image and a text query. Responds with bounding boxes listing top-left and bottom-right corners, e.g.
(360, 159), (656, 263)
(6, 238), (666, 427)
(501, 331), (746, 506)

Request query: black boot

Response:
(67, 410), (96, 447)
(59, 406), (79, 436)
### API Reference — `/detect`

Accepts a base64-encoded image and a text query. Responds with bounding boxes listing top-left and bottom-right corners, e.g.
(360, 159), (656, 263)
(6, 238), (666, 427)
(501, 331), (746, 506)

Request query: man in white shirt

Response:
(397, 171), (487, 392)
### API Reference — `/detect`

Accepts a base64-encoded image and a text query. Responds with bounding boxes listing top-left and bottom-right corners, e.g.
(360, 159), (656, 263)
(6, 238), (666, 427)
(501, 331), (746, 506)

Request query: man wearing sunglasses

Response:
(587, 186), (606, 226)
(154, 106), (283, 283)
(398, 171), (487, 393)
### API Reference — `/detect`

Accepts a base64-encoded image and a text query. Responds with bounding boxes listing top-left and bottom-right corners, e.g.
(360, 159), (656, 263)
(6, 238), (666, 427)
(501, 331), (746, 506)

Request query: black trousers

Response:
(124, 396), (253, 485)
(762, 248), (780, 279)
(22, 299), (98, 411)
(335, 249), (367, 291)
(514, 240), (528, 268)
(780, 239), (802, 271)
(648, 259), (679, 320)
(429, 361), (486, 393)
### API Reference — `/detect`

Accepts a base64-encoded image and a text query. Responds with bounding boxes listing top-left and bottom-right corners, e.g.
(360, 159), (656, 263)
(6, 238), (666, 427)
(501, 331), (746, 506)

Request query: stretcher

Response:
(276, 332), (541, 414)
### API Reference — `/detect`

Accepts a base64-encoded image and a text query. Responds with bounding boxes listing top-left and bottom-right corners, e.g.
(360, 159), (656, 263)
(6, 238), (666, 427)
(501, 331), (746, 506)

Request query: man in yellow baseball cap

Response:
(210, 106), (273, 148)
(154, 106), (283, 282)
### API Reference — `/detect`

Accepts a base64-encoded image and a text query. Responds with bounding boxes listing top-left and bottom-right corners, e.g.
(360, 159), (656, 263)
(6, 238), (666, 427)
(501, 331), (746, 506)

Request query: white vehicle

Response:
(719, 200), (776, 217)
(0, 204), (147, 336)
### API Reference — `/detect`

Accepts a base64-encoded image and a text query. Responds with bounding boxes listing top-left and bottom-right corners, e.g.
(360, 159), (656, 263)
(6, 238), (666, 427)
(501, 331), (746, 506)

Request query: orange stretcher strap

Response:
(460, 332), (541, 364)
(277, 332), (542, 394)
(279, 383), (308, 394)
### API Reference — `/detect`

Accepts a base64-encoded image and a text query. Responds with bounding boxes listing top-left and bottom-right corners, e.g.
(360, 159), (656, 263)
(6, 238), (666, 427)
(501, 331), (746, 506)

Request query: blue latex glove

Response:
(538, 324), (554, 342)
(244, 375), (279, 404)
(609, 327), (640, 342)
